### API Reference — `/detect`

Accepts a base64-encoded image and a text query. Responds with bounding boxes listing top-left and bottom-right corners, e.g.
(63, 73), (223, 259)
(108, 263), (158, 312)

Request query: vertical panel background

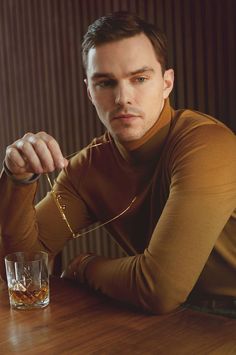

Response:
(0, 0), (235, 268)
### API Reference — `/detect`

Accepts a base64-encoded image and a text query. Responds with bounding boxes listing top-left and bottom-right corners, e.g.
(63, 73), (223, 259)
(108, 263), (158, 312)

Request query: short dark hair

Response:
(82, 11), (168, 75)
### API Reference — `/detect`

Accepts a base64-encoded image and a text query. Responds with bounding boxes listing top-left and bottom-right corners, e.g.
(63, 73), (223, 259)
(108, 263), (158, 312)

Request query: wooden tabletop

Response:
(0, 277), (236, 354)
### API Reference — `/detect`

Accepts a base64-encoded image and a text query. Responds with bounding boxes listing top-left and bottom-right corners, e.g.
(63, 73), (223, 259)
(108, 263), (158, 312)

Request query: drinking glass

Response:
(5, 251), (49, 310)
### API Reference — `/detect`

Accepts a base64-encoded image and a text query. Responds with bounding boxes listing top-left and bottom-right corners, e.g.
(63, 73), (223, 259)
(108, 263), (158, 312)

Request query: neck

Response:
(111, 98), (172, 164)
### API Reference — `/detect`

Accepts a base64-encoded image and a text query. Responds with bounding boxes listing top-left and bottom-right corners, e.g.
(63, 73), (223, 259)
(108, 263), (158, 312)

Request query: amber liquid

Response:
(9, 283), (49, 308)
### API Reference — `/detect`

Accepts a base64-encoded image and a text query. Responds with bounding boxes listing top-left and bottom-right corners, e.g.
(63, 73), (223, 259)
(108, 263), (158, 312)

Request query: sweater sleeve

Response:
(0, 171), (44, 277)
(84, 124), (236, 314)
(0, 157), (95, 278)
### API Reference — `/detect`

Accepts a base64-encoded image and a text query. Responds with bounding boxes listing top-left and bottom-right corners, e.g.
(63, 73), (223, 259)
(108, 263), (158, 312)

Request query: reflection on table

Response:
(1, 276), (236, 354)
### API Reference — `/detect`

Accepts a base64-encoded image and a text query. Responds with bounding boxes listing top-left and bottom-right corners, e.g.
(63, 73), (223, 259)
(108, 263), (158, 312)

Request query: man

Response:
(0, 12), (236, 314)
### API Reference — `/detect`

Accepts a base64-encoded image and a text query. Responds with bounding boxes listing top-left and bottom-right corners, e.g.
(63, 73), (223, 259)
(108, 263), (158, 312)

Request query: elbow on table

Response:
(139, 252), (186, 314)
(146, 298), (183, 315)
(145, 295), (184, 315)
(140, 286), (184, 315)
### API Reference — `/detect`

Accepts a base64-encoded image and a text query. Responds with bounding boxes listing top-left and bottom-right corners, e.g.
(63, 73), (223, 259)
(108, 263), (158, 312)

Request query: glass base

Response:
(10, 296), (50, 310)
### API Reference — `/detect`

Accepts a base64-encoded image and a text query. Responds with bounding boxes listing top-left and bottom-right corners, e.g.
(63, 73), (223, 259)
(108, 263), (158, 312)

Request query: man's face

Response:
(85, 33), (174, 143)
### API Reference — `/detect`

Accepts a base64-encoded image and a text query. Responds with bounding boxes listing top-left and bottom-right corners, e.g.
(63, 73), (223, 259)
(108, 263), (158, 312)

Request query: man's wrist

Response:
(74, 253), (97, 283)
(3, 161), (41, 184)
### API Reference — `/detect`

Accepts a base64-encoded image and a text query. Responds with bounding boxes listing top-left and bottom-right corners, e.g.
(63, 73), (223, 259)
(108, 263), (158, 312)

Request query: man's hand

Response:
(5, 132), (68, 179)
(61, 254), (97, 282)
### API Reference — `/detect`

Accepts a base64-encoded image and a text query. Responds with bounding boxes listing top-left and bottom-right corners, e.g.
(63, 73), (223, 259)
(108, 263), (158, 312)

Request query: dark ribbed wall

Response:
(0, 0), (235, 266)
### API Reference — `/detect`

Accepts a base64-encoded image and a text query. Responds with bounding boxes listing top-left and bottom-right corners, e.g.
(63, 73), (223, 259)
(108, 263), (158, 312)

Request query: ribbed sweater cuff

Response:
(3, 161), (40, 185)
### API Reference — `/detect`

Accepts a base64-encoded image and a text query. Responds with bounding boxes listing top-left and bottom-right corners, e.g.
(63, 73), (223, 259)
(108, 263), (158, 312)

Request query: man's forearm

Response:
(0, 170), (46, 275)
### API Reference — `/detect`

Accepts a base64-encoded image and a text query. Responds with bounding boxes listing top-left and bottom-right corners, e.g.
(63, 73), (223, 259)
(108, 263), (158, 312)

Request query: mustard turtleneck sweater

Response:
(1, 100), (236, 314)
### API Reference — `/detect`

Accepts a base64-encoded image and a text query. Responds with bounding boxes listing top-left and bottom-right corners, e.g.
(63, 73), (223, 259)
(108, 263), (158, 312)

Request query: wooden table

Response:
(1, 277), (236, 354)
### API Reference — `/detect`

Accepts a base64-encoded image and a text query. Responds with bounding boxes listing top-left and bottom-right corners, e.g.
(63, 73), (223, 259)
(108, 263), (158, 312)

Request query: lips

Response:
(114, 114), (136, 119)
(112, 113), (140, 122)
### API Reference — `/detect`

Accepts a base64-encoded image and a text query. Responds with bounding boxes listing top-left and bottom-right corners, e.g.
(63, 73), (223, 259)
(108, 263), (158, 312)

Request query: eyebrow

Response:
(91, 66), (155, 81)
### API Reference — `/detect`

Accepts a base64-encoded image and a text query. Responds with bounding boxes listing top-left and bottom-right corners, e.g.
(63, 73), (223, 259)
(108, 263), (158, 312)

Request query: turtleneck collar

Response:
(111, 99), (173, 165)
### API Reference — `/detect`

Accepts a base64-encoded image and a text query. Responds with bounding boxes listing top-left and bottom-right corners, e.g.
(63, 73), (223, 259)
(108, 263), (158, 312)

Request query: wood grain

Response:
(0, 277), (236, 354)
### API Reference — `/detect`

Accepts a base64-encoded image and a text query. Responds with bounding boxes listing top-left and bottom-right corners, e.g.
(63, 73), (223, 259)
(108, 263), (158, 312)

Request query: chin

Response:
(113, 131), (144, 143)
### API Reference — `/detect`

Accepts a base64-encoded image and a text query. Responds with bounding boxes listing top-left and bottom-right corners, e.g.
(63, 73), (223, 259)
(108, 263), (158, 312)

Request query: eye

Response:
(95, 79), (116, 88)
(133, 76), (148, 84)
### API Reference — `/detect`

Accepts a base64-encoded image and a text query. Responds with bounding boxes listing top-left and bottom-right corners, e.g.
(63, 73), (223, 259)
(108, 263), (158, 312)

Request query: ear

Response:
(163, 69), (174, 99)
(84, 78), (93, 103)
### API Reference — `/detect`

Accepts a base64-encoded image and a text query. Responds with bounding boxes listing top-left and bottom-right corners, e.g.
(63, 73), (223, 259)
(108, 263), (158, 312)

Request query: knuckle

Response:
(17, 140), (31, 152)
(33, 138), (44, 149)
(37, 132), (58, 150)
(6, 145), (14, 156)
(5, 146), (18, 162)
(23, 132), (34, 139)
(47, 136), (57, 149)
(37, 131), (50, 141)
(38, 131), (47, 136)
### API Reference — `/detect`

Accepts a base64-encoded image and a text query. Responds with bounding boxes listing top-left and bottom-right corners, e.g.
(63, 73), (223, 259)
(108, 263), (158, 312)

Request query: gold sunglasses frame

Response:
(44, 142), (137, 243)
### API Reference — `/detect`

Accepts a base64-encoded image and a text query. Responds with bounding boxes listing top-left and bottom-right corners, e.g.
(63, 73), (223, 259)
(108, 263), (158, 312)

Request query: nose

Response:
(114, 82), (132, 105)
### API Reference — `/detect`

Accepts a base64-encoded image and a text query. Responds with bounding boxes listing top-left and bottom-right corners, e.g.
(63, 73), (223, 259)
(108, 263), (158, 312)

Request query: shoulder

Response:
(166, 109), (236, 186)
(169, 108), (236, 153)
